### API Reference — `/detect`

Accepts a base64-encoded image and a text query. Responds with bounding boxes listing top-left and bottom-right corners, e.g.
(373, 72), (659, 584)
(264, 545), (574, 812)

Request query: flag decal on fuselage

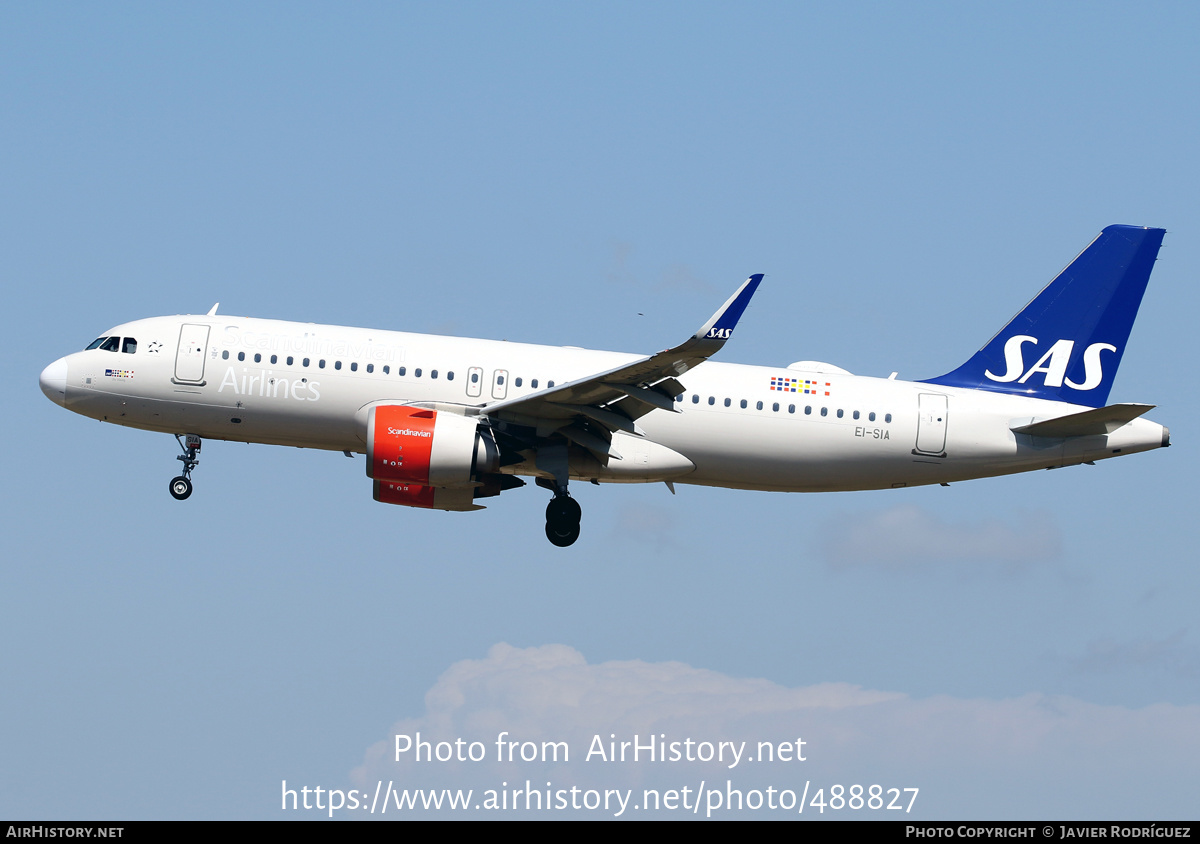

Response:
(770, 376), (832, 396)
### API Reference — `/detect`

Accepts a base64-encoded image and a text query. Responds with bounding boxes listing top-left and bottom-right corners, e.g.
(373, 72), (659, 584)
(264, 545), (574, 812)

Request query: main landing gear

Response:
(534, 444), (580, 547)
(169, 434), (201, 501)
(545, 491), (582, 548)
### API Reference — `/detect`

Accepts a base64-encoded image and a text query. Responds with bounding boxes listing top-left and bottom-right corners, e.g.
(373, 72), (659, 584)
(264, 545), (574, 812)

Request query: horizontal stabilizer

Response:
(1011, 403), (1155, 438)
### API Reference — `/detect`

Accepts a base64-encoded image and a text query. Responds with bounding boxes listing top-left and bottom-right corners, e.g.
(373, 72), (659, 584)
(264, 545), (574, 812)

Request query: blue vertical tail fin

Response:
(922, 225), (1165, 407)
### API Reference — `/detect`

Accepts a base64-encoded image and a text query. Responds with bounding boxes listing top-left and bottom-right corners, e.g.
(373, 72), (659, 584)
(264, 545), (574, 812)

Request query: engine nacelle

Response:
(366, 404), (499, 488)
(373, 480), (481, 512)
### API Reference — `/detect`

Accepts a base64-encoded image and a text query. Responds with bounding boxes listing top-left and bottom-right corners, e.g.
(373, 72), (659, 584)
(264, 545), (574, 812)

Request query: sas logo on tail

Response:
(706, 328), (734, 339)
(984, 336), (1116, 390)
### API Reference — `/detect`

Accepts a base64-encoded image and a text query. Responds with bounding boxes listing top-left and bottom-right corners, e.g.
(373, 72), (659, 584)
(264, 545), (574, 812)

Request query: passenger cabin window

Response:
(447, 371), (454, 381)
(365, 364), (373, 373)
(724, 398), (731, 407)
(334, 361), (342, 370)
(399, 366), (407, 376)
(254, 353), (262, 363)
(222, 350), (230, 360)
(122, 338), (137, 354)
(238, 352), (245, 362)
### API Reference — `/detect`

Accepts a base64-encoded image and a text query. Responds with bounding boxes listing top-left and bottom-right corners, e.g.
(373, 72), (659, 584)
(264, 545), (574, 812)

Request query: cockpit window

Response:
(98, 337), (121, 352)
(122, 338), (137, 354)
(86, 337), (108, 350)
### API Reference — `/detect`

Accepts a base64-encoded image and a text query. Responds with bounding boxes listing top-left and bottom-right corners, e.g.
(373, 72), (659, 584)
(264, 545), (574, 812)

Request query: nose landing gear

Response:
(169, 434), (201, 500)
(545, 492), (582, 547)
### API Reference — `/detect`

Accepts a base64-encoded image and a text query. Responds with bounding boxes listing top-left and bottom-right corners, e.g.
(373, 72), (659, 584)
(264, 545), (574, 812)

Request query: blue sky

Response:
(3, 2), (1198, 819)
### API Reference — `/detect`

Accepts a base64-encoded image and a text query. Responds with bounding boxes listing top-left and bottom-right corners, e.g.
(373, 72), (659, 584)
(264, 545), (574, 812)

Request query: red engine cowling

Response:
(372, 480), (479, 511)
(365, 405), (499, 511)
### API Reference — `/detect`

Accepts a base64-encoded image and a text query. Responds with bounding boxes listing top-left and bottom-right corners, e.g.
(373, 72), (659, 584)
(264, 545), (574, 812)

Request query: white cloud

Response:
(348, 643), (1200, 819)
(820, 504), (1061, 569)
(1070, 630), (1200, 679)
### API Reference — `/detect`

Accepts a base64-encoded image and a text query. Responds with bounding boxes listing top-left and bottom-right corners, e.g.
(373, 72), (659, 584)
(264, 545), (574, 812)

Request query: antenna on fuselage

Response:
(207, 303), (219, 316)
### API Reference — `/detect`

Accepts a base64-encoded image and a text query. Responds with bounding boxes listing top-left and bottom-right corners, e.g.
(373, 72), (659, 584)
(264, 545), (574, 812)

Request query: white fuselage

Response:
(41, 314), (1168, 493)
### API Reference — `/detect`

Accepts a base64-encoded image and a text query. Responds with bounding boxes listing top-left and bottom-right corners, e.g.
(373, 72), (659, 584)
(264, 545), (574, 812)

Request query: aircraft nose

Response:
(39, 357), (68, 406)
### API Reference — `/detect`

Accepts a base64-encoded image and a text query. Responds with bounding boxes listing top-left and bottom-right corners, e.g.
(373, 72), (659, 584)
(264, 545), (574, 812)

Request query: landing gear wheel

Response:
(545, 494), (582, 546)
(169, 476), (193, 500)
(170, 434), (201, 501)
(546, 496), (581, 529)
(546, 521), (581, 547)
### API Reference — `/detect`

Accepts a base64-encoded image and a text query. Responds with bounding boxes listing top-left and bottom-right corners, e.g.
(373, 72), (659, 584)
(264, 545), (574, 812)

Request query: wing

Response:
(471, 274), (763, 458)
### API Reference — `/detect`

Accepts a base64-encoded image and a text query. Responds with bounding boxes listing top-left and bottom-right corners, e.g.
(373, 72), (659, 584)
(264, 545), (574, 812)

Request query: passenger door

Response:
(914, 393), (948, 455)
(174, 324), (210, 384)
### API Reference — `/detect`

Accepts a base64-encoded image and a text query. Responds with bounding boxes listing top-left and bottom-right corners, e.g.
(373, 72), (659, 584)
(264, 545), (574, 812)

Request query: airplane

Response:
(39, 225), (1169, 547)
